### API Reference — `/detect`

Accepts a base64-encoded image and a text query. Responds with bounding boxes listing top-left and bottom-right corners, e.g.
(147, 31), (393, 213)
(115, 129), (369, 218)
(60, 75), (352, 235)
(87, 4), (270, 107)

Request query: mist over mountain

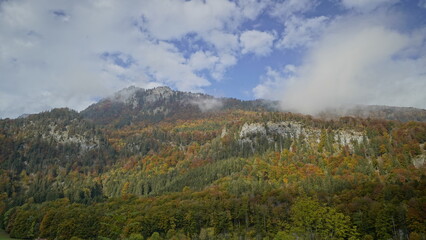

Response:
(318, 105), (426, 122)
(80, 86), (279, 126)
(80, 86), (426, 125)
(9, 86), (426, 125)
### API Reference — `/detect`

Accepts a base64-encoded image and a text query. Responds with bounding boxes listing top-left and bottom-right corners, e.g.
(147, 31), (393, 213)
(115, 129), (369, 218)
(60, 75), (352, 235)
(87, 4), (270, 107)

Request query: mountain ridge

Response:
(80, 86), (278, 127)
(6, 86), (426, 123)
(81, 86), (426, 125)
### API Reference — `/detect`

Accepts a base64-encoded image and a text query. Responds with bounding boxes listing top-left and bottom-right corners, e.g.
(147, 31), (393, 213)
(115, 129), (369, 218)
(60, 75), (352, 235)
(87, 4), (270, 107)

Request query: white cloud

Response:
(237, 0), (270, 20)
(254, 16), (426, 114)
(419, 0), (426, 8)
(240, 30), (275, 56)
(0, 0), (214, 116)
(340, 0), (399, 12)
(202, 30), (240, 53)
(199, 30), (240, 80)
(190, 98), (224, 112)
(269, 0), (317, 19)
(188, 51), (220, 71)
(211, 53), (238, 80)
(138, 0), (239, 40)
(253, 67), (287, 99)
(278, 16), (329, 49)
(187, 50), (237, 81)
(136, 41), (211, 92)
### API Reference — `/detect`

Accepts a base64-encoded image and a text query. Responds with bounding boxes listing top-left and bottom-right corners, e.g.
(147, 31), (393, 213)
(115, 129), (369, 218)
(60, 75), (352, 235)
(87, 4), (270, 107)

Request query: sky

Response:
(1, 0), (426, 118)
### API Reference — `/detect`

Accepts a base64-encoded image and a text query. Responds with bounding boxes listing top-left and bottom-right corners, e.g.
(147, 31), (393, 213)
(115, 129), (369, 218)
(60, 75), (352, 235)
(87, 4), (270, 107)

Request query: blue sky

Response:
(1, 0), (426, 118)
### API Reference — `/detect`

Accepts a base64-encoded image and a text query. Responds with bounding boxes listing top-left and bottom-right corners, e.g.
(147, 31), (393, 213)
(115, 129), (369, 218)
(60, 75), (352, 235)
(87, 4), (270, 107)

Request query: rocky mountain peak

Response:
(144, 86), (175, 103)
(109, 86), (144, 105)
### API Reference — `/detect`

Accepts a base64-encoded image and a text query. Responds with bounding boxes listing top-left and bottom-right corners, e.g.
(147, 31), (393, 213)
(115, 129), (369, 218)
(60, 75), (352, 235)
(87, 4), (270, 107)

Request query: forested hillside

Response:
(1, 87), (426, 240)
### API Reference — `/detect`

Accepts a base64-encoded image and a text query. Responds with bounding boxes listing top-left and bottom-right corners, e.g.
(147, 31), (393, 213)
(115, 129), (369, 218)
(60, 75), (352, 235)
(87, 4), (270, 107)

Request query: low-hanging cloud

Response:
(190, 97), (224, 112)
(254, 14), (426, 114)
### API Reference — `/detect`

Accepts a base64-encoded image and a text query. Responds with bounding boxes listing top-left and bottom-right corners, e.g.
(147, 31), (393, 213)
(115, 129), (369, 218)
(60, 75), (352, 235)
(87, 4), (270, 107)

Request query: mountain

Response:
(81, 86), (278, 127)
(81, 86), (426, 127)
(318, 105), (426, 122)
(1, 87), (426, 240)
(0, 108), (114, 175)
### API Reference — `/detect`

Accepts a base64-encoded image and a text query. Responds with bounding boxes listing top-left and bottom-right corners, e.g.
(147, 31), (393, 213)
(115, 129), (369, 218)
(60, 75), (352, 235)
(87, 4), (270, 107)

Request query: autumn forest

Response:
(0, 87), (425, 240)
